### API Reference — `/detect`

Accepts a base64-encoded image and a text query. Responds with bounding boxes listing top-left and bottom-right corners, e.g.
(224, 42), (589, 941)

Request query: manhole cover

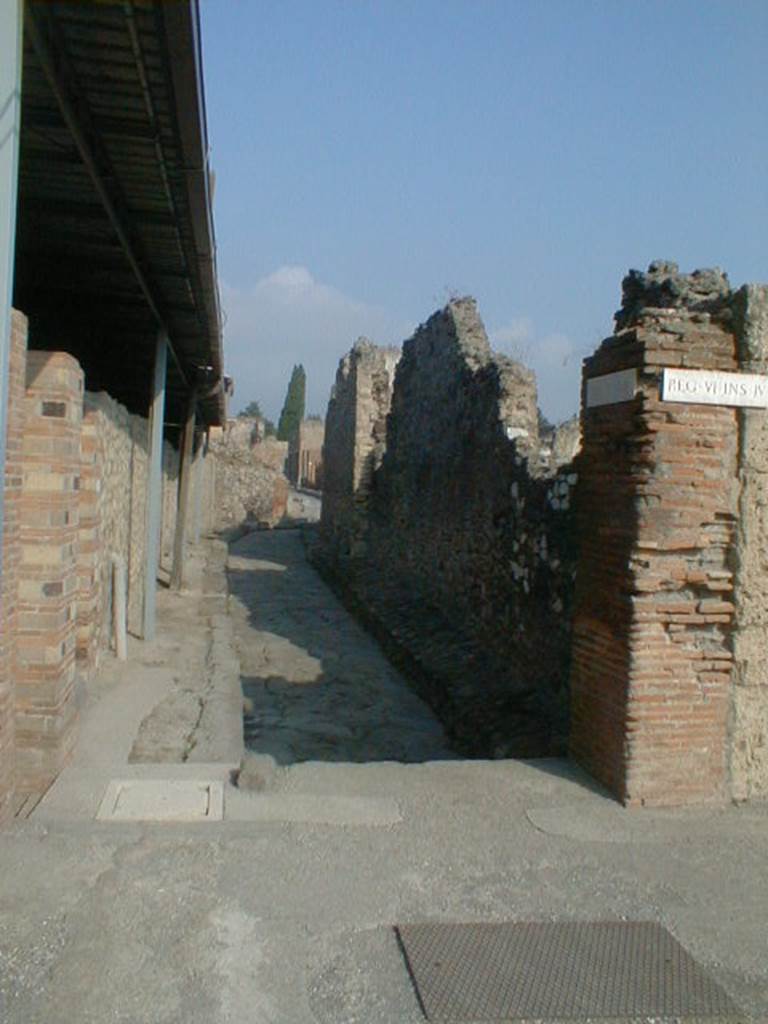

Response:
(395, 921), (741, 1022)
(96, 780), (224, 822)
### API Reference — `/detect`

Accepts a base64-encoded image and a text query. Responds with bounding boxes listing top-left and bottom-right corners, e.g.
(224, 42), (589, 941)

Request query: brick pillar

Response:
(571, 263), (739, 806)
(0, 310), (27, 822)
(16, 351), (83, 795)
(77, 407), (103, 675)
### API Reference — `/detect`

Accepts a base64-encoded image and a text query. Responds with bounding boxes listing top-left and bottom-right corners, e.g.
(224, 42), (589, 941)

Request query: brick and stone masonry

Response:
(0, 311), (27, 822)
(570, 262), (766, 806)
(16, 351), (83, 795)
(0, 312), (231, 808)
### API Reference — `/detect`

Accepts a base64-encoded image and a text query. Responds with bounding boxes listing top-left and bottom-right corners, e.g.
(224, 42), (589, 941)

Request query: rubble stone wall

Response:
(319, 339), (400, 566)
(82, 392), (151, 643)
(209, 421), (289, 528)
(287, 418), (325, 489)
(318, 304), (578, 753)
(160, 439), (180, 574)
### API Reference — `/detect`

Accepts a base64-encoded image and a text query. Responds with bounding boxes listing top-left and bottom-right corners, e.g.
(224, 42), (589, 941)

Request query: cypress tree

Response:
(277, 364), (306, 441)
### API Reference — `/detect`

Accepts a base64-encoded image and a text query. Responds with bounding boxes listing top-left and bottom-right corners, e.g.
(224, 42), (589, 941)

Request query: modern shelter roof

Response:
(14, 0), (225, 427)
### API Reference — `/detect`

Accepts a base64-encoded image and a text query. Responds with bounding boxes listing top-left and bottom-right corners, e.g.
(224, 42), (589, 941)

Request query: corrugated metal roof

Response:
(14, 0), (225, 427)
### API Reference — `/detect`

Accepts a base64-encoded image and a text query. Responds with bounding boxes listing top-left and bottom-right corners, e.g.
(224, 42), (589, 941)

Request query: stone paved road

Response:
(228, 528), (457, 765)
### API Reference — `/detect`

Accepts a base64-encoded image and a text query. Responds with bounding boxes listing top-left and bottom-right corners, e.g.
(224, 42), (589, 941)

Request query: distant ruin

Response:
(287, 418), (325, 491)
(208, 418), (289, 529)
(316, 303), (579, 757)
(315, 265), (768, 806)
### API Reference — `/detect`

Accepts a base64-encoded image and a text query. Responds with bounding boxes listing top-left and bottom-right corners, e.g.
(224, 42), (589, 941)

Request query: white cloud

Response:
(490, 317), (534, 357)
(220, 266), (407, 421)
(490, 322), (582, 424)
(221, 271), (582, 427)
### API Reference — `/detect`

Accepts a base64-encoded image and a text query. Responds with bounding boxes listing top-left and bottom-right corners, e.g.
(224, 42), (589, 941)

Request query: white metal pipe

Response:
(111, 555), (127, 661)
(0, 0), (23, 561)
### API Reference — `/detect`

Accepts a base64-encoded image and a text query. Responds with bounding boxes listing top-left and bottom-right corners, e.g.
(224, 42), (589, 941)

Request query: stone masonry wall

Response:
(318, 304), (578, 754)
(160, 438), (180, 575)
(195, 434), (217, 539)
(319, 339), (400, 566)
(0, 311), (28, 822)
(16, 351), (83, 794)
(287, 418), (325, 489)
(209, 421), (289, 529)
(571, 263), (743, 805)
(127, 416), (149, 635)
(78, 407), (104, 674)
(82, 391), (151, 645)
(730, 284), (768, 800)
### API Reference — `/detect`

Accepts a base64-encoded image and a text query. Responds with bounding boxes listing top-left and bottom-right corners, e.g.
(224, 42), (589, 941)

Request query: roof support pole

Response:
(143, 328), (168, 641)
(0, 0), (23, 558)
(170, 387), (197, 591)
(0, 0), (22, 824)
(191, 429), (206, 544)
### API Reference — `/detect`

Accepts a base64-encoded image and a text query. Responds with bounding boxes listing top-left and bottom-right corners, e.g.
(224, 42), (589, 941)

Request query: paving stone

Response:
(228, 529), (456, 765)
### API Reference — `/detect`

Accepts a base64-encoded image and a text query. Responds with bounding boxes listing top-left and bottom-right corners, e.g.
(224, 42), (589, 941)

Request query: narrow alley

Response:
(228, 527), (456, 765)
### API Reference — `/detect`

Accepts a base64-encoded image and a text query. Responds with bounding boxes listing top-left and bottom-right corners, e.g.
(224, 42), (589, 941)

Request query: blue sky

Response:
(200, 0), (768, 423)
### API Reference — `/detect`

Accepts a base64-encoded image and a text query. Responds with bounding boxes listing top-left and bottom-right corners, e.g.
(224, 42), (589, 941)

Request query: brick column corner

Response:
(571, 262), (740, 806)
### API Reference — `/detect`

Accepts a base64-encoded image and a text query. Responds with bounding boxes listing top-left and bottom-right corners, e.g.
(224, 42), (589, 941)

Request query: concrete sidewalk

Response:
(0, 534), (766, 1023)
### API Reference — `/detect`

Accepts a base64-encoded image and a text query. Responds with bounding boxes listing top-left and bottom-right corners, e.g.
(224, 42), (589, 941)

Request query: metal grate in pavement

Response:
(395, 921), (741, 1022)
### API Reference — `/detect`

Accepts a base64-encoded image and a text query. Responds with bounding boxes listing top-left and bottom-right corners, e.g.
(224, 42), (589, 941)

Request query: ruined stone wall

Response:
(318, 305), (578, 753)
(160, 439), (180, 575)
(194, 436), (217, 539)
(209, 420), (289, 528)
(319, 339), (400, 565)
(0, 311), (27, 821)
(287, 418), (325, 489)
(373, 301), (577, 743)
(127, 417), (149, 634)
(82, 391), (153, 644)
(78, 406), (104, 674)
(731, 284), (768, 800)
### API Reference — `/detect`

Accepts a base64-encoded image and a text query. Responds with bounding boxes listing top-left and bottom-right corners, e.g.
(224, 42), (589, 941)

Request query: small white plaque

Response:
(661, 368), (768, 408)
(586, 368), (638, 408)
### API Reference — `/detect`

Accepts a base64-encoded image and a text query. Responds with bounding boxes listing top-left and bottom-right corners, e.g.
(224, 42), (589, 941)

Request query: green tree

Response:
(277, 364), (306, 441)
(262, 418), (277, 437)
(238, 400), (263, 419)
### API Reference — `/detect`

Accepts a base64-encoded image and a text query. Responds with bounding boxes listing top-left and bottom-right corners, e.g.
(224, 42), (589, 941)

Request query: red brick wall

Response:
(0, 311), (28, 823)
(15, 351), (83, 795)
(571, 293), (738, 805)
